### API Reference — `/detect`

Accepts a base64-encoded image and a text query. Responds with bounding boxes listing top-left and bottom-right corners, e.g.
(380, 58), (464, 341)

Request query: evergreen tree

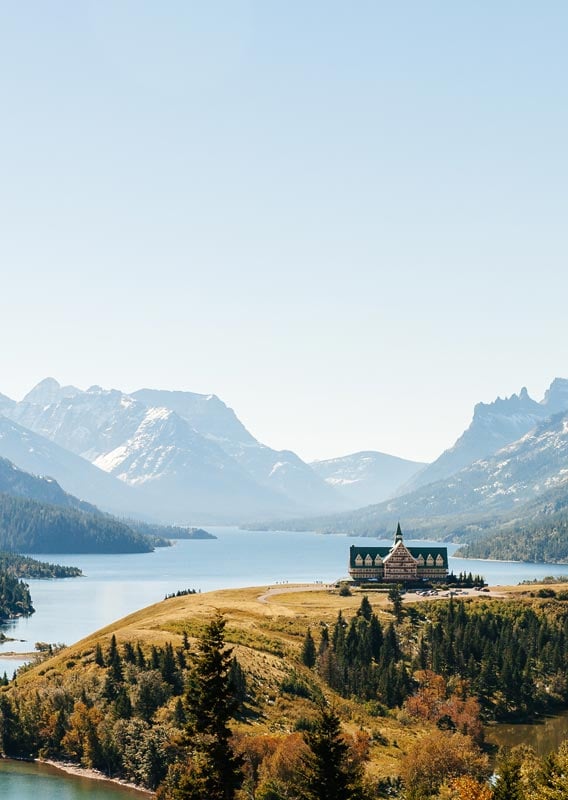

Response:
(173, 697), (186, 727)
(299, 703), (367, 800)
(136, 643), (146, 670)
(94, 642), (105, 667)
(123, 641), (136, 664)
(356, 596), (373, 622)
(493, 750), (525, 800)
(301, 629), (317, 668)
(160, 642), (180, 692)
(158, 612), (243, 800)
(115, 687), (133, 719)
(318, 626), (330, 657)
(110, 648), (123, 683)
(387, 586), (403, 623)
(228, 656), (247, 708)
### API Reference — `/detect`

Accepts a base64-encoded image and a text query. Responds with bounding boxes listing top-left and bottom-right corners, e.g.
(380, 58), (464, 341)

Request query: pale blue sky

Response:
(1, 2), (567, 462)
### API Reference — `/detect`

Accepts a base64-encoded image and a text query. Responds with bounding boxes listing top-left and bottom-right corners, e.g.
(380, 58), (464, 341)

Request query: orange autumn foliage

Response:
(448, 774), (493, 800)
(405, 670), (483, 743)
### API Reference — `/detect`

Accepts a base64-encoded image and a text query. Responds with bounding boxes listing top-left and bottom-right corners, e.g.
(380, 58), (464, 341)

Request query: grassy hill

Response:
(2, 585), (432, 785)
(5, 581), (568, 795)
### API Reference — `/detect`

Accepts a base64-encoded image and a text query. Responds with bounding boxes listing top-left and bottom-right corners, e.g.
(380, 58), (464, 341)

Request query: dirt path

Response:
(257, 584), (332, 603)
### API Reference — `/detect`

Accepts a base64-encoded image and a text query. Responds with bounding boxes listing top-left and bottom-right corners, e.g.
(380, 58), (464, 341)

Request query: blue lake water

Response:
(3, 526), (568, 797)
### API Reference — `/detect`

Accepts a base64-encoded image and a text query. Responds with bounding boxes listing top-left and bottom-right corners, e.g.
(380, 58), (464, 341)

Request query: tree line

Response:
(301, 595), (568, 721)
(0, 493), (159, 553)
(0, 552), (82, 579)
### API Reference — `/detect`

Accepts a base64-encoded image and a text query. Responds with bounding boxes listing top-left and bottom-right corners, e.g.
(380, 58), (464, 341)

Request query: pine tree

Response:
(123, 641), (136, 664)
(356, 596), (373, 622)
(94, 642), (105, 667)
(136, 643), (146, 670)
(318, 626), (330, 657)
(157, 612), (243, 800)
(493, 751), (524, 800)
(301, 629), (317, 668)
(228, 656), (247, 708)
(173, 697), (186, 727)
(299, 703), (367, 800)
(114, 687), (133, 719)
(387, 586), (403, 623)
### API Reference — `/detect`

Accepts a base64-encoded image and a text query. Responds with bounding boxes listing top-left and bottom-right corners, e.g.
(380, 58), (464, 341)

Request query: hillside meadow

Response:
(2, 582), (567, 796)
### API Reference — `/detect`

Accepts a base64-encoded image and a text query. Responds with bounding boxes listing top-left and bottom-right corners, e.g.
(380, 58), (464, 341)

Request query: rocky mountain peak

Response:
(472, 387), (541, 420)
(542, 378), (568, 415)
(22, 377), (80, 405)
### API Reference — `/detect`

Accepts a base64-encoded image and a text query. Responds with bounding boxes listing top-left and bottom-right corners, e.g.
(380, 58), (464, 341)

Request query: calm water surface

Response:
(3, 526), (568, 796)
(486, 709), (568, 756)
(0, 759), (147, 798)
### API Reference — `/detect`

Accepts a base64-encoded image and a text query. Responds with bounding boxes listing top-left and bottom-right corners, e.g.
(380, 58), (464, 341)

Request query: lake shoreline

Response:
(39, 758), (155, 796)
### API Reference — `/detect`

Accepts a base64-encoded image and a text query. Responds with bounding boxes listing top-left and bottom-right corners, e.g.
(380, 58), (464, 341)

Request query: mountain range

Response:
(0, 378), (423, 523)
(251, 378), (568, 554)
(3, 376), (568, 547)
(399, 379), (568, 494)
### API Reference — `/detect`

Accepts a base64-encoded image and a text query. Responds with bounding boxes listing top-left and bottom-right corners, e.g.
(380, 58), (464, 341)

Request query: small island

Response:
(126, 520), (216, 540)
(168, 526), (216, 540)
(0, 553), (82, 622)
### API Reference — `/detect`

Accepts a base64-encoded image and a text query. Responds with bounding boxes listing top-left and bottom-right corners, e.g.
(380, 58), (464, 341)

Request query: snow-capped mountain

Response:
(400, 382), (568, 494)
(13, 380), (147, 460)
(379, 409), (568, 522)
(310, 451), (426, 507)
(92, 405), (293, 520)
(132, 388), (343, 511)
(0, 414), (146, 516)
(4, 379), (347, 522)
(542, 378), (568, 415)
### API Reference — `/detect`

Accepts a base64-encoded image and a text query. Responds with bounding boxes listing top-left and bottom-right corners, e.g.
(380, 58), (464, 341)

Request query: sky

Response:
(1, 1), (567, 464)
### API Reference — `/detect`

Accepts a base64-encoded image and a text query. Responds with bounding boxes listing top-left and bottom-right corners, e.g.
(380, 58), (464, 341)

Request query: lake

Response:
(3, 526), (568, 797)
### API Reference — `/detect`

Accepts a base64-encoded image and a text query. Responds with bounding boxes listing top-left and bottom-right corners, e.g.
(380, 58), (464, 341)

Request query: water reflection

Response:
(486, 710), (568, 756)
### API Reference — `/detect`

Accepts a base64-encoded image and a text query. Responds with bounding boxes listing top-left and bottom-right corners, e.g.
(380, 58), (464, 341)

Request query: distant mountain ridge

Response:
(7, 375), (568, 536)
(0, 455), (95, 512)
(253, 378), (568, 546)
(131, 388), (342, 513)
(310, 451), (425, 507)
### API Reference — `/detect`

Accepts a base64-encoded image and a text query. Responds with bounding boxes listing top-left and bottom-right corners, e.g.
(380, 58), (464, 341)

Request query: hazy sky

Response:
(1, 2), (567, 463)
